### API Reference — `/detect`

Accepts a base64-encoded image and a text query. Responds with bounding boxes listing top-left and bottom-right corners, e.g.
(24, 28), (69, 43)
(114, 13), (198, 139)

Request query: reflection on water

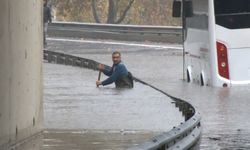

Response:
(199, 87), (250, 150)
(14, 130), (159, 150)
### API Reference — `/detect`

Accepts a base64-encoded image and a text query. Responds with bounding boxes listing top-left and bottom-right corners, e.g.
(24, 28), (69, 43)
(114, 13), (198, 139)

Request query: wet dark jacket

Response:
(102, 62), (133, 88)
(43, 5), (52, 23)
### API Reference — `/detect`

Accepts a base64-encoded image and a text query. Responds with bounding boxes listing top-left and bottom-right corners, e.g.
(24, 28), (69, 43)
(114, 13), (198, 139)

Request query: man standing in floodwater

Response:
(96, 51), (133, 88)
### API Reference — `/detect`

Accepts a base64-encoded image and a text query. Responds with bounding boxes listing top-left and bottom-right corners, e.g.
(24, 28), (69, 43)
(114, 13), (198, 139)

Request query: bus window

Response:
(214, 0), (250, 29)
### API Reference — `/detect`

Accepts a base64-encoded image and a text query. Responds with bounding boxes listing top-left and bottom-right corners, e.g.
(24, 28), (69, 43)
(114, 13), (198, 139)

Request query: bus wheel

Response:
(200, 74), (204, 86)
(187, 70), (190, 83)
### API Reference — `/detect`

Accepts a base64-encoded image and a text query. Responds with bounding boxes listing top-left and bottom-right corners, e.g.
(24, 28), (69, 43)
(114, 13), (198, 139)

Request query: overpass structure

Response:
(0, 0), (43, 149)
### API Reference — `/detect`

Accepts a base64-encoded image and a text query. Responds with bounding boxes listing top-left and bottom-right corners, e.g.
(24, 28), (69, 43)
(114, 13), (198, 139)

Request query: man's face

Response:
(43, 0), (46, 5)
(112, 53), (121, 64)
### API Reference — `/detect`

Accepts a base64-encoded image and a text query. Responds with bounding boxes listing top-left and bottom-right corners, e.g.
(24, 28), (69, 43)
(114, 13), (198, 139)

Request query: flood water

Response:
(13, 62), (184, 150)
(13, 62), (185, 150)
(46, 38), (250, 149)
(43, 63), (184, 131)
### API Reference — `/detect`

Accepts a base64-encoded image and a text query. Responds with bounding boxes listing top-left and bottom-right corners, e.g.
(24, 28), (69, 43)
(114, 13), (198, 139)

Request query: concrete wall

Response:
(0, 0), (43, 148)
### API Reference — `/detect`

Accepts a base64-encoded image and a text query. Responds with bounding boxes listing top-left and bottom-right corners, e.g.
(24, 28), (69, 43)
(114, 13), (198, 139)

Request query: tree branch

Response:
(91, 0), (101, 23)
(107, 0), (115, 24)
(115, 0), (134, 24)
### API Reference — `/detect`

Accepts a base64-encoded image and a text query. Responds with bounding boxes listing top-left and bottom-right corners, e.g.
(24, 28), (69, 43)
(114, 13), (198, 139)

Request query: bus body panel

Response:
(181, 0), (250, 87)
(214, 0), (250, 85)
(216, 26), (250, 48)
(216, 26), (250, 83)
(208, 0), (220, 86)
(228, 48), (250, 83)
(184, 0), (210, 85)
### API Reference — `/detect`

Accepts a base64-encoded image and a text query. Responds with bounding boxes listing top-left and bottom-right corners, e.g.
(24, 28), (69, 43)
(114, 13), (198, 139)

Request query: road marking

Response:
(47, 38), (182, 50)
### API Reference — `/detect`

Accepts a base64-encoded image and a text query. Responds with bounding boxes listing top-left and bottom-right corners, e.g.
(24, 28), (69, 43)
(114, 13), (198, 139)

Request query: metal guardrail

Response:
(127, 78), (201, 150)
(127, 100), (201, 150)
(44, 50), (99, 70)
(43, 50), (201, 150)
(49, 22), (182, 35)
(48, 22), (182, 43)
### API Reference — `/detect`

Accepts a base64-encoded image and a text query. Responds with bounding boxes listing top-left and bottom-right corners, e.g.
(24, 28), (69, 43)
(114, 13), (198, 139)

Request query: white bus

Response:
(173, 0), (250, 87)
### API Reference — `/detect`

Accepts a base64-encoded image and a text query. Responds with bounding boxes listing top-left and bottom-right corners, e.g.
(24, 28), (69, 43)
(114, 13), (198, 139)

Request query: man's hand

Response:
(96, 81), (102, 87)
(98, 64), (105, 71)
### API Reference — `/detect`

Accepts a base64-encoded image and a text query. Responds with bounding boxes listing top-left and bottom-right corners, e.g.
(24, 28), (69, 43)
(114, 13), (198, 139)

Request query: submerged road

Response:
(15, 63), (184, 150)
(43, 63), (183, 131)
(47, 37), (250, 149)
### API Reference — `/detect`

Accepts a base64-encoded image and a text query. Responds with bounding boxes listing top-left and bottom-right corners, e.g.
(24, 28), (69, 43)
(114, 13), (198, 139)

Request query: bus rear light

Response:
(221, 62), (226, 67)
(217, 42), (230, 79)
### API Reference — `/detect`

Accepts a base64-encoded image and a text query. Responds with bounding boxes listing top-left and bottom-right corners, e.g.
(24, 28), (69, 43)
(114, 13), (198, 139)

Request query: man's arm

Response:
(102, 66), (112, 76)
(101, 66), (121, 86)
(98, 64), (112, 76)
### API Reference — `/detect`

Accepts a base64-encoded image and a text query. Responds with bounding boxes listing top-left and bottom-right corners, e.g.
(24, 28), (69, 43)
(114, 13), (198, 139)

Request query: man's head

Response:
(112, 51), (121, 64)
(43, 0), (47, 6)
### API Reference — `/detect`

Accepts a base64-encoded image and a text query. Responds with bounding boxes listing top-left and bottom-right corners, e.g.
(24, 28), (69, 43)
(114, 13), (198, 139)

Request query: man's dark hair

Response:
(44, 0), (48, 6)
(112, 51), (121, 56)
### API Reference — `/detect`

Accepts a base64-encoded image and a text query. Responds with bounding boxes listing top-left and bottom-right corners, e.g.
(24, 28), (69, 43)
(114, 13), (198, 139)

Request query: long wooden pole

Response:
(97, 70), (101, 87)
(182, 0), (186, 81)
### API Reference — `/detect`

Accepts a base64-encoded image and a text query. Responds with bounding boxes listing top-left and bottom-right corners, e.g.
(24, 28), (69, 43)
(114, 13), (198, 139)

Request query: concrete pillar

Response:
(0, 0), (43, 148)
